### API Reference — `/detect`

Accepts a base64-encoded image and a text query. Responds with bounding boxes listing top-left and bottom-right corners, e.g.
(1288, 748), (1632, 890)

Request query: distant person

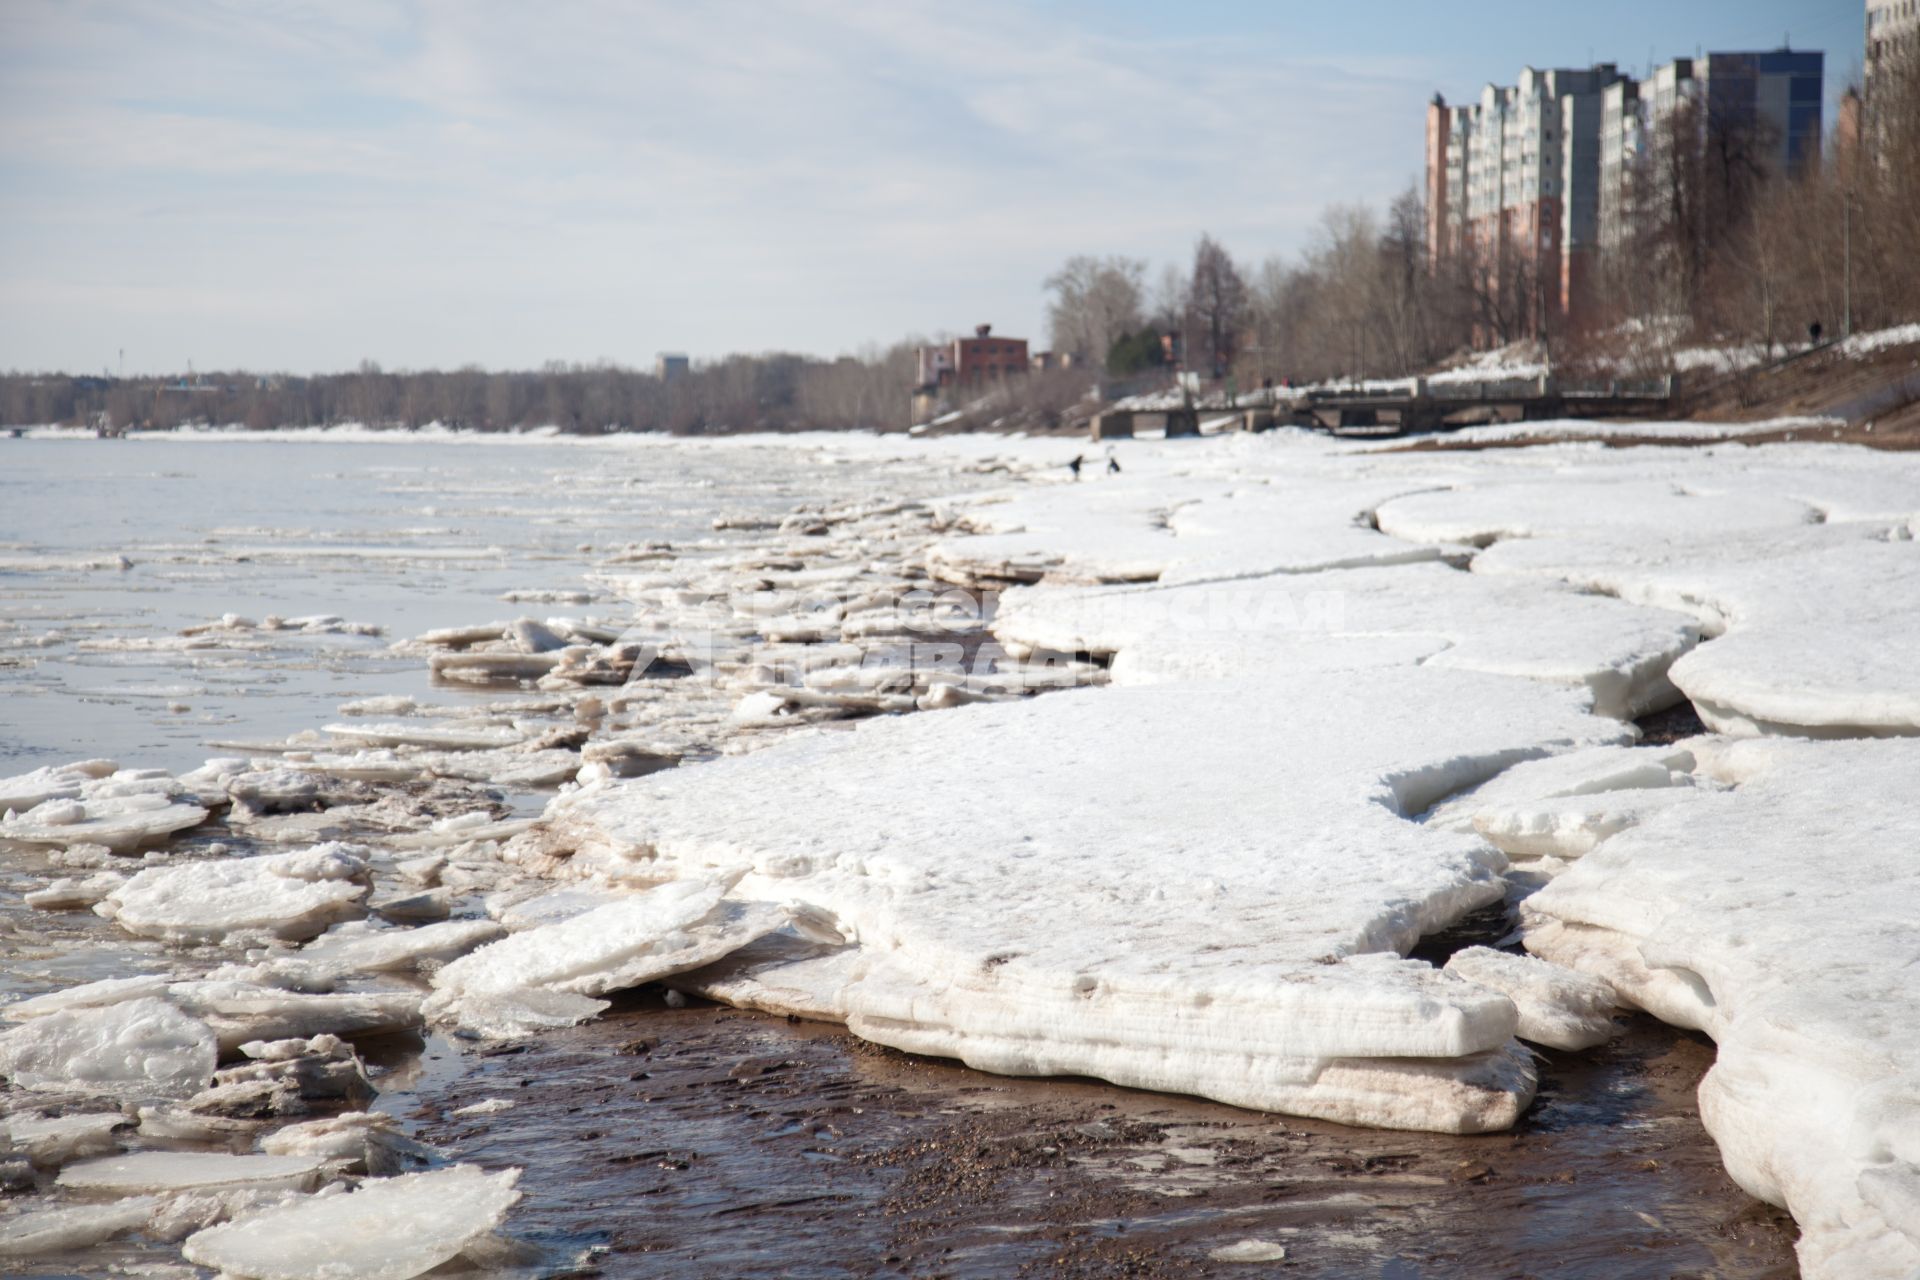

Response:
(1067, 454), (1084, 481)
(1106, 452), (1121, 475)
(1809, 321), (1824, 346)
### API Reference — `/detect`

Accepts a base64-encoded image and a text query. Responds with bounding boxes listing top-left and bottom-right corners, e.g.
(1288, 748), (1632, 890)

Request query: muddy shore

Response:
(405, 994), (1797, 1279)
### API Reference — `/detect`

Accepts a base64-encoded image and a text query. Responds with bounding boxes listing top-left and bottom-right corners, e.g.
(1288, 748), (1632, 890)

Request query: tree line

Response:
(1044, 47), (1920, 387)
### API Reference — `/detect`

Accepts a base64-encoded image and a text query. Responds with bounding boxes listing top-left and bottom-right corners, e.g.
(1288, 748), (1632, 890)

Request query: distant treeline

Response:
(0, 347), (937, 434)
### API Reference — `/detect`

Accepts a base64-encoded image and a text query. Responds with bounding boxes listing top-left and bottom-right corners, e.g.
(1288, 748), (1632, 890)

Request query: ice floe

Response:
(181, 1164), (520, 1280)
(991, 561), (1699, 718)
(538, 670), (1634, 1131)
(425, 877), (787, 1033)
(1522, 737), (1920, 1279)
(97, 845), (371, 943)
(0, 998), (216, 1098)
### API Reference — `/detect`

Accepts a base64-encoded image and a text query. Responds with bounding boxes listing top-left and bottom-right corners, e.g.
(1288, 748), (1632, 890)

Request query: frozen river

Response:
(3, 425), (1918, 1276)
(0, 433), (998, 773)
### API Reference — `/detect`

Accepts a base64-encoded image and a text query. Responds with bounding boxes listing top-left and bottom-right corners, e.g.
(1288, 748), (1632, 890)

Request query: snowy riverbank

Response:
(3, 427), (1919, 1275)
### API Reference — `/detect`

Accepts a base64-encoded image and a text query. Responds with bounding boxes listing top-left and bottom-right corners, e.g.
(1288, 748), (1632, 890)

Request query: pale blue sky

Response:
(0, 1), (1865, 374)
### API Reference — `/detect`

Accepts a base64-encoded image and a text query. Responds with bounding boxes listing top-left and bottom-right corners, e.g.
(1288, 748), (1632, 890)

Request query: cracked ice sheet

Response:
(991, 561), (1699, 720)
(1520, 737), (1920, 1280)
(927, 466), (1453, 588)
(543, 670), (1634, 1132)
(1473, 520), (1920, 736)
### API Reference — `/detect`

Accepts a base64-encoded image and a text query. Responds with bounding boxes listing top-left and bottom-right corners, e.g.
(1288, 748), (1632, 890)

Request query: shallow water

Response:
(0, 435), (978, 773)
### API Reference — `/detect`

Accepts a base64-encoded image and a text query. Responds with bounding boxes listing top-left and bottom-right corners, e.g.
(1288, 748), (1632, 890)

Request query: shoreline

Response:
(4, 426), (1920, 1274)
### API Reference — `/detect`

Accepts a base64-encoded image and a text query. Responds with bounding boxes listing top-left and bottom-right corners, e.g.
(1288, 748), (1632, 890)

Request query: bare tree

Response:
(1186, 234), (1248, 378)
(1043, 255), (1146, 367)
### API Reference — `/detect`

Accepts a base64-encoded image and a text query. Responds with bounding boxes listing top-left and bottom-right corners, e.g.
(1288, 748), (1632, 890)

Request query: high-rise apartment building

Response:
(1868, 0), (1919, 93)
(1430, 50), (1823, 335)
(1426, 64), (1629, 334)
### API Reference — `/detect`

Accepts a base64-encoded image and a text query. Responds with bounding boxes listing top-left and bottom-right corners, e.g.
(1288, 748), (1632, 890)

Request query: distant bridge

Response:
(1091, 374), (1678, 441)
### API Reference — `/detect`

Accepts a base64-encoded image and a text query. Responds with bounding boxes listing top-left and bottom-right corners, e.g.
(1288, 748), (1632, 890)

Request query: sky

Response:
(0, 0), (1867, 375)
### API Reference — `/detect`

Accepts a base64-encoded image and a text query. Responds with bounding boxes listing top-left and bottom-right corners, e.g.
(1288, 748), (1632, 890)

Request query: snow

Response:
(0, 998), (215, 1098)
(1521, 738), (1920, 1279)
(991, 561), (1699, 719)
(539, 670), (1636, 1132)
(1840, 322), (1920, 358)
(181, 1164), (521, 1280)
(1442, 948), (1616, 1051)
(98, 844), (371, 943)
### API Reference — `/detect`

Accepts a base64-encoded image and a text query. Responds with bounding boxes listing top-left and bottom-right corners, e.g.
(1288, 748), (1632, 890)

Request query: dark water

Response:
(401, 997), (1798, 1279)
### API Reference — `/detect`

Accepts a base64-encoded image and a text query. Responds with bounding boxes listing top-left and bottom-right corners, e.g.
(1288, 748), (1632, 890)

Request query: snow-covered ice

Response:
(1522, 737), (1920, 1279)
(991, 561), (1699, 718)
(1442, 947), (1616, 1051)
(539, 670), (1636, 1131)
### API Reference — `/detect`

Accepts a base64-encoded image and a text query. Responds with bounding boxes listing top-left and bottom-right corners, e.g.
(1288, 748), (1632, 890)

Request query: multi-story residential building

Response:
(1596, 78), (1643, 256)
(1595, 51), (1823, 253)
(1868, 0), (1920, 94)
(1426, 64), (1629, 335)
(1433, 49), (1825, 338)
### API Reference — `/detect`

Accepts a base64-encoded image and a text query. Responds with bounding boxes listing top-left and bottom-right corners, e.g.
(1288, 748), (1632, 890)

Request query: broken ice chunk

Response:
(258, 1111), (431, 1175)
(665, 931), (860, 1023)
(436, 989), (610, 1038)
(0, 795), (209, 854)
(23, 870), (127, 911)
(426, 878), (787, 1020)
(1442, 947), (1618, 1051)
(58, 1150), (327, 1195)
(3, 974), (175, 1021)
(243, 919), (504, 986)
(0, 998), (215, 1098)
(182, 1164), (521, 1280)
(1, 1112), (128, 1167)
(166, 982), (424, 1053)
(1423, 743), (1696, 833)
(1471, 787), (1706, 860)
(0, 1196), (158, 1258)
(97, 844), (370, 943)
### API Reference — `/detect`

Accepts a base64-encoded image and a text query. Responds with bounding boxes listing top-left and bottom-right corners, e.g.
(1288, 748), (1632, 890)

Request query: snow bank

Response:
(1522, 738), (1920, 1279)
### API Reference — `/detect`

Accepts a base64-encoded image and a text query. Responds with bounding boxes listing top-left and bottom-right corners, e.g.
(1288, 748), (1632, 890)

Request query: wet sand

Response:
(405, 994), (1798, 1278)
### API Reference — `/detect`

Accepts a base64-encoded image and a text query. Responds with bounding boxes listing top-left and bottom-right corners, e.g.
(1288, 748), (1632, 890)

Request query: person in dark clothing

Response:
(1106, 455), (1121, 475)
(1067, 455), (1084, 480)
(1809, 321), (1824, 345)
